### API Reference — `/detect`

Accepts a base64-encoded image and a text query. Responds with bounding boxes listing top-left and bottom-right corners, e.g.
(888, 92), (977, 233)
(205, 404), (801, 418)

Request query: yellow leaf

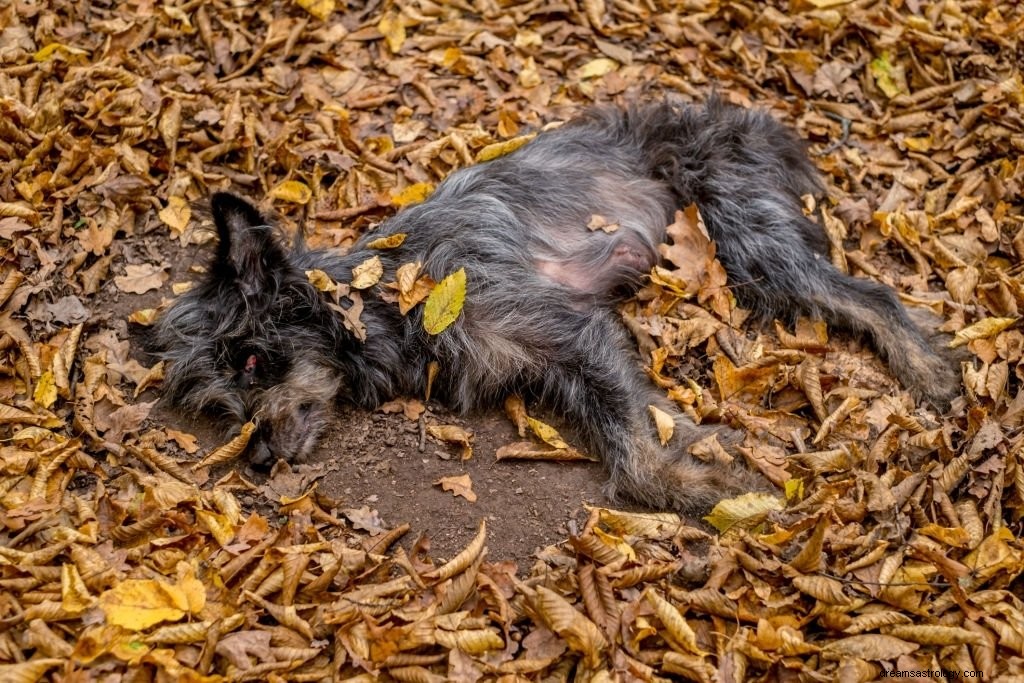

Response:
(576, 57), (618, 79)
(33, 42), (87, 62)
(527, 416), (570, 450)
(367, 233), (407, 249)
(306, 269), (338, 293)
(294, 0), (334, 21)
(648, 405), (674, 445)
(351, 256), (383, 290)
(158, 196), (191, 237)
(98, 580), (192, 631)
(868, 53), (907, 98)
(951, 316), (1017, 348)
(268, 179), (312, 204)
(33, 371), (57, 409)
(391, 182), (433, 206)
(475, 134), (536, 162)
(62, 563), (95, 614)
(128, 308), (159, 325)
(518, 56), (542, 88)
(377, 10), (406, 53)
(423, 267), (466, 335)
(196, 509), (235, 547)
(170, 281), (192, 295)
(704, 492), (784, 533)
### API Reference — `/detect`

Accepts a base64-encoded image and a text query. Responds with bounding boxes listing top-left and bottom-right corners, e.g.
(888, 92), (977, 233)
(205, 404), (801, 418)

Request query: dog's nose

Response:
(249, 440), (274, 468)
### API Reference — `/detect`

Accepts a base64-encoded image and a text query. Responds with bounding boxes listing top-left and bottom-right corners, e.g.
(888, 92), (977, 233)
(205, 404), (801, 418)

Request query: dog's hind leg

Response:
(528, 308), (763, 513)
(705, 202), (960, 410)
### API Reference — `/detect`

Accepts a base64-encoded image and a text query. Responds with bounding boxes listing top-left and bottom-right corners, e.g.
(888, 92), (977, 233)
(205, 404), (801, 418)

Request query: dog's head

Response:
(150, 193), (342, 465)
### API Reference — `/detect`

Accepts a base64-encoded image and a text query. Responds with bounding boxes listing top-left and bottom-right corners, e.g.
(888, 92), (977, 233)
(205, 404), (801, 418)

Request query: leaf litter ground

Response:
(0, 0), (1023, 680)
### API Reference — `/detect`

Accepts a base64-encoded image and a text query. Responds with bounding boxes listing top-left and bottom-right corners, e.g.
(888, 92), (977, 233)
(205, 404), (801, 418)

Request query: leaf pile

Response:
(0, 0), (1022, 680)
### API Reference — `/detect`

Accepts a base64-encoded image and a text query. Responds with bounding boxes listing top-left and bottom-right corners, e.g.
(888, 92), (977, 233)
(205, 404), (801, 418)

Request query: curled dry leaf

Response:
(427, 424), (473, 460)
(192, 421), (257, 470)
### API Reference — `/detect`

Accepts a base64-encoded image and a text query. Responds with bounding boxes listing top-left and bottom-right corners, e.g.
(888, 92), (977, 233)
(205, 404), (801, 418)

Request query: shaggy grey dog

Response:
(151, 98), (958, 512)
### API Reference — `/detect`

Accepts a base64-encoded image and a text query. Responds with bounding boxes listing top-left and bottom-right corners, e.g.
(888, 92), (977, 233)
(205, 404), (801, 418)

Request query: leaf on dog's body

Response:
(436, 473), (476, 502)
(475, 134), (535, 162)
(587, 214), (620, 233)
(367, 233), (407, 249)
(390, 262), (435, 315)
(329, 294), (367, 342)
(423, 267), (466, 334)
(648, 405), (674, 445)
(351, 256), (383, 289)
(306, 269), (338, 293)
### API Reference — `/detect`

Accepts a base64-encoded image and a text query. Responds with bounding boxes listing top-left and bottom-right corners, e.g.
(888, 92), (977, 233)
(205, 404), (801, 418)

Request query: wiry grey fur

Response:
(150, 98), (959, 512)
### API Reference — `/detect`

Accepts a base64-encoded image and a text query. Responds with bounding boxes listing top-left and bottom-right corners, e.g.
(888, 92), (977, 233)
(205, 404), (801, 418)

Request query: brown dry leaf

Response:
(704, 492), (783, 533)
(379, 397), (425, 421)
(193, 421), (256, 470)
(377, 10), (406, 53)
(158, 196), (191, 239)
(494, 441), (596, 462)
(114, 264), (167, 295)
(821, 634), (919, 661)
(587, 214), (620, 233)
(648, 405), (674, 445)
(533, 586), (607, 669)
(504, 395), (529, 437)
(427, 424), (473, 460)
(657, 206), (710, 296)
(351, 255), (383, 290)
(435, 473), (476, 502)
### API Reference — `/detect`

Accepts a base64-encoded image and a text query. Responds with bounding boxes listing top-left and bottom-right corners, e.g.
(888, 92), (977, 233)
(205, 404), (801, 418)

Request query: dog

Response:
(150, 97), (958, 512)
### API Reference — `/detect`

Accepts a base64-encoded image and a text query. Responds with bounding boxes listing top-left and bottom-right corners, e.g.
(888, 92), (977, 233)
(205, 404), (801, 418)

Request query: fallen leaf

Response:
(436, 473), (477, 502)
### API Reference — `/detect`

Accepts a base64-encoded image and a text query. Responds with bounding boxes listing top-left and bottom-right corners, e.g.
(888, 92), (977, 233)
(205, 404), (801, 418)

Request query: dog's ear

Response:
(210, 192), (289, 298)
